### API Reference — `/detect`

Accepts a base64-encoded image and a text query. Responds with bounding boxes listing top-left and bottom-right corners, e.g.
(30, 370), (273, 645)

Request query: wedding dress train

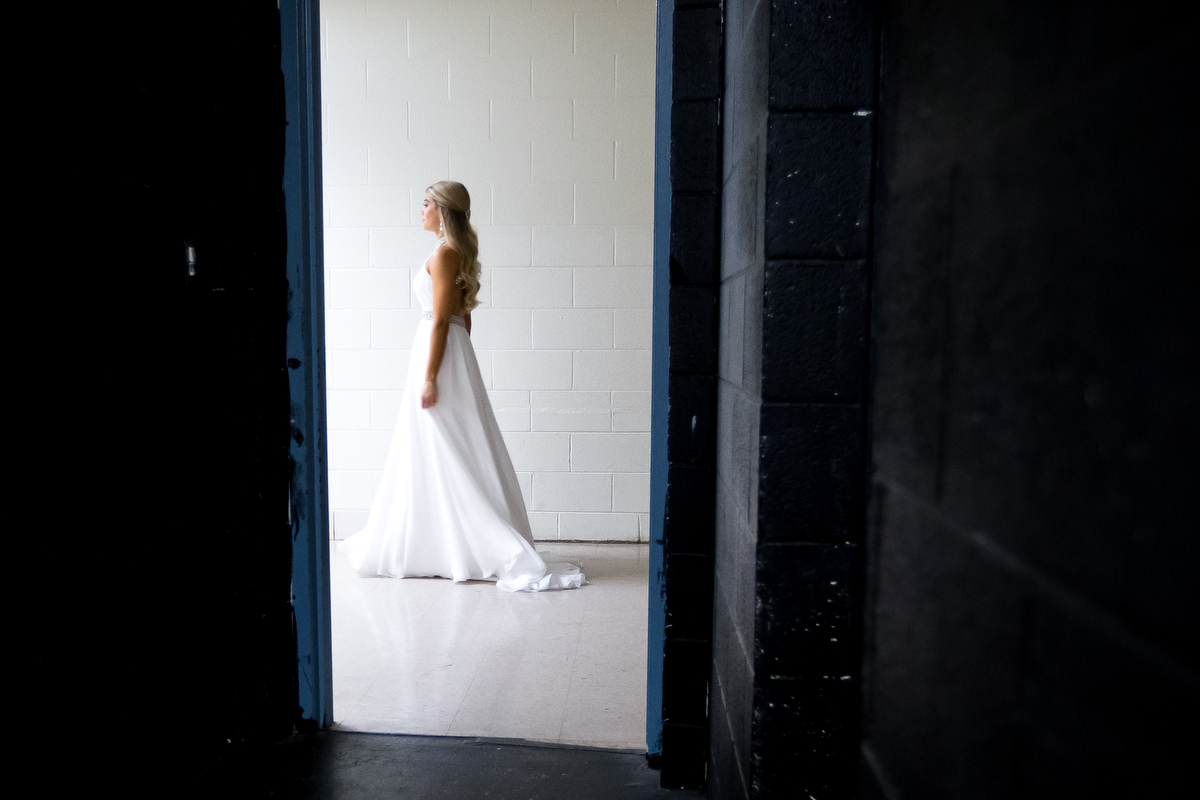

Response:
(338, 253), (584, 592)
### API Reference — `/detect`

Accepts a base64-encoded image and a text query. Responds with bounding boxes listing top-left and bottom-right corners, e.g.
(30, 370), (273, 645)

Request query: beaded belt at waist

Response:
(422, 310), (466, 328)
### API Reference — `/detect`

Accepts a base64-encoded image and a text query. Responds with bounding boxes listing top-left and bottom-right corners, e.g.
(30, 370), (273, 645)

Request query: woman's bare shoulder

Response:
(428, 244), (462, 276)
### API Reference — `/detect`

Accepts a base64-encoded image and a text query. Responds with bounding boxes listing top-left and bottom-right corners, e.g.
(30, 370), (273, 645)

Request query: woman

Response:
(338, 181), (584, 592)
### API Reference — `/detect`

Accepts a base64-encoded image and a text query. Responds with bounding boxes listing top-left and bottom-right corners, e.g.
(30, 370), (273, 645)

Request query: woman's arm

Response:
(422, 247), (463, 408)
(464, 312), (471, 336)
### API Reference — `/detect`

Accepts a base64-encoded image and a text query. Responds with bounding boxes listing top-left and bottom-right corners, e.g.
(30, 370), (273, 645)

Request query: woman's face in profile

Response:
(421, 193), (442, 234)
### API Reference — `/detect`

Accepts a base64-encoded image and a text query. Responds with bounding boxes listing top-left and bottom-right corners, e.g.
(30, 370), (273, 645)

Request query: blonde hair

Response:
(426, 180), (482, 312)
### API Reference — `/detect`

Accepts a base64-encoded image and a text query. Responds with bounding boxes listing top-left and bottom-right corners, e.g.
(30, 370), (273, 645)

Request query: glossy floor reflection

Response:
(331, 541), (650, 750)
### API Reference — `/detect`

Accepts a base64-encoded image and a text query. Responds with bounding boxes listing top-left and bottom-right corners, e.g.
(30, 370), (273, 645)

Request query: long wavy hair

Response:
(426, 180), (482, 312)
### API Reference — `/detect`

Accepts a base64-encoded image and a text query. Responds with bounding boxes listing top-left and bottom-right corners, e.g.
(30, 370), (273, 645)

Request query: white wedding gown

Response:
(338, 250), (585, 592)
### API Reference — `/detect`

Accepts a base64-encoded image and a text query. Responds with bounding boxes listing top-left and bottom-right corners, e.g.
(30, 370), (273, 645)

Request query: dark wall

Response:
(709, 0), (767, 796)
(862, 1), (1198, 796)
(708, 1), (1196, 798)
(28, 3), (297, 791)
(752, 0), (877, 794)
(657, 0), (726, 788)
(711, 1), (877, 797)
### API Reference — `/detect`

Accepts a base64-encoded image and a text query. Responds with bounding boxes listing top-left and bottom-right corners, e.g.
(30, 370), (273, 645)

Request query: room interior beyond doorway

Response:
(318, 0), (659, 746)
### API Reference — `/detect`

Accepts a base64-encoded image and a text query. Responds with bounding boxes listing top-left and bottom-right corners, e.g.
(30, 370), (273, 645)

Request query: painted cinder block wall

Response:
(860, 2), (1196, 797)
(703, 1), (1198, 799)
(319, 0), (658, 542)
(706, 0), (877, 796)
(708, 0), (765, 794)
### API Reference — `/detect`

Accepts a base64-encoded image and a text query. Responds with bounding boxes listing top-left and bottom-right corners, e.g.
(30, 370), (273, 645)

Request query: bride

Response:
(338, 180), (584, 592)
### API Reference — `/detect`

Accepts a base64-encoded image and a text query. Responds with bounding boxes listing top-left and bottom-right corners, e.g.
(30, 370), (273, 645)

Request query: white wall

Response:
(321, 0), (656, 542)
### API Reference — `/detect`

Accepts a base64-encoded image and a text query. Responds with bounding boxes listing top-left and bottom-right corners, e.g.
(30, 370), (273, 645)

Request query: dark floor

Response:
(213, 731), (703, 799)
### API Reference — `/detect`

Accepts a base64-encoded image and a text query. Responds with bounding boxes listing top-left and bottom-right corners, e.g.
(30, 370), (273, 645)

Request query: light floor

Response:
(330, 541), (650, 750)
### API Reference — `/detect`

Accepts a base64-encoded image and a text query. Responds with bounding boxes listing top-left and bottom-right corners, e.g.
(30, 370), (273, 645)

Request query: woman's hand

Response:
(421, 379), (438, 409)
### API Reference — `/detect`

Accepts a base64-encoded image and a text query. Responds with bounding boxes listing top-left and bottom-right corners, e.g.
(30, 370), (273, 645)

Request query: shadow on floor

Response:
(213, 731), (703, 799)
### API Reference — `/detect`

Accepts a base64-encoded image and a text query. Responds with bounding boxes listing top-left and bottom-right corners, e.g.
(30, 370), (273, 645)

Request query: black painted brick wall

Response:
(764, 115), (874, 260)
(769, 0), (877, 109)
(862, 2), (1198, 797)
(762, 260), (868, 403)
(661, 0), (724, 789)
(754, 547), (862, 796)
(709, 0), (769, 796)
(749, 1), (878, 797)
(757, 403), (864, 544)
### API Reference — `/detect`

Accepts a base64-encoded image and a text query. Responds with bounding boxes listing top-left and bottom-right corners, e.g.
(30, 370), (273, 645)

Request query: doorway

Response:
(305, 0), (659, 750)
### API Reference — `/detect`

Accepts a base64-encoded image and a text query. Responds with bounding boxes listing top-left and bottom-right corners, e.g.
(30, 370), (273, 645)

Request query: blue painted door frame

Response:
(282, 0), (672, 745)
(282, 0), (333, 729)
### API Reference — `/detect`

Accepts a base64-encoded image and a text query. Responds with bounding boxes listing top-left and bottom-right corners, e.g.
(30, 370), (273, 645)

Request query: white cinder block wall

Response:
(321, 0), (656, 542)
